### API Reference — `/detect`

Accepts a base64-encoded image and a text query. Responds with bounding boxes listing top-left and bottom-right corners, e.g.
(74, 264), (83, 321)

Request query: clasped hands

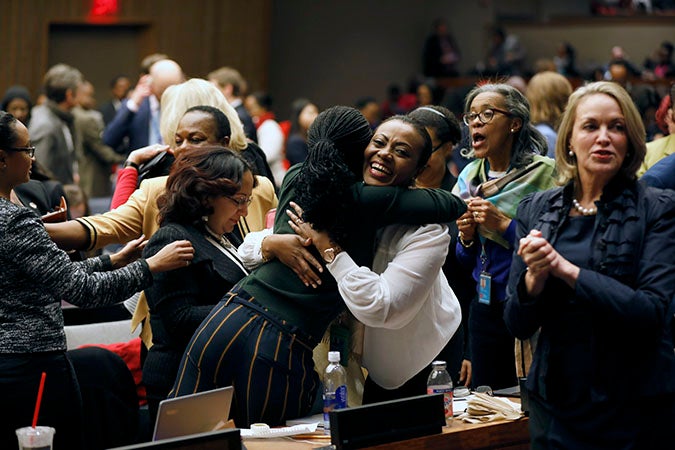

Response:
(456, 197), (510, 241)
(518, 229), (579, 296)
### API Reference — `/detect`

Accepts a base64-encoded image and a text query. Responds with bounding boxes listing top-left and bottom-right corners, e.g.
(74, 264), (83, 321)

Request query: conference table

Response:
(243, 415), (530, 450)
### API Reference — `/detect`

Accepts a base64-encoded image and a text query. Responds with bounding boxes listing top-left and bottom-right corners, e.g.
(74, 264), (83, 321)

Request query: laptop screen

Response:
(153, 386), (234, 441)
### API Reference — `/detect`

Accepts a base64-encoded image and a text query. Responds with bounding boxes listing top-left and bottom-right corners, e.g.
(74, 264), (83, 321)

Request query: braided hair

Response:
(293, 106), (372, 245)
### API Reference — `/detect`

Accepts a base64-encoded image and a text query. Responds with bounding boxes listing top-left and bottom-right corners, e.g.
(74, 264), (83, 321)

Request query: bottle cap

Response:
(431, 360), (447, 370)
(328, 351), (341, 363)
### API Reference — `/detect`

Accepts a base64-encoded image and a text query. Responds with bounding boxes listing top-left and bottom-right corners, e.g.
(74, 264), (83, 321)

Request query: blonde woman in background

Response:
(526, 71), (572, 158)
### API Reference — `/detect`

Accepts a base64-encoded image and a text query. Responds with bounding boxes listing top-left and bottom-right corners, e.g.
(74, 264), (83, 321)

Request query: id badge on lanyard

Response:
(478, 241), (491, 305)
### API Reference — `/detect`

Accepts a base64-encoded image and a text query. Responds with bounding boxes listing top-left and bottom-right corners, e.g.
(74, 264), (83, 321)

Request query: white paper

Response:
(240, 422), (320, 439)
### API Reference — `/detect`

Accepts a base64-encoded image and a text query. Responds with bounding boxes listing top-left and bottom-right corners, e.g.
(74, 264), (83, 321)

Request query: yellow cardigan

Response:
(638, 134), (674, 177)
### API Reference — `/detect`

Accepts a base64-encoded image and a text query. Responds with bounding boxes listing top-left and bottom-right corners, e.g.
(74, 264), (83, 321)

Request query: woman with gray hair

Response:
(452, 83), (556, 390)
(505, 81), (674, 448)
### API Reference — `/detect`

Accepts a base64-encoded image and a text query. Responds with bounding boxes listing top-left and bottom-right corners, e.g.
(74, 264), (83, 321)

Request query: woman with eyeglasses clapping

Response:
(452, 83), (556, 391)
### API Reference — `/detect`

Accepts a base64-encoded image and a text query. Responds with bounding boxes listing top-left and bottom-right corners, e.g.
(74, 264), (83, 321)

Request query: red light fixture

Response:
(90, 0), (118, 17)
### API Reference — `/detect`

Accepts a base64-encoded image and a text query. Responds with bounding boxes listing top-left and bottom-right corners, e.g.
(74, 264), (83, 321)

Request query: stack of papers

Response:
(240, 422), (320, 439)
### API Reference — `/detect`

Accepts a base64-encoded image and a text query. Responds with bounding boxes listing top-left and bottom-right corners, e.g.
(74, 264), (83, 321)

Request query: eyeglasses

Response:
(226, 195), (253, 208)
(431, 142), (446, 153)
(6, 146), (36, 158)
(462, 108), (512, 126)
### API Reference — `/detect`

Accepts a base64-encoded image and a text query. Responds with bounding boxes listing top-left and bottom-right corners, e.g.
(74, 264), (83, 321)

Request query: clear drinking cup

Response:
(15, 426), (55, 450)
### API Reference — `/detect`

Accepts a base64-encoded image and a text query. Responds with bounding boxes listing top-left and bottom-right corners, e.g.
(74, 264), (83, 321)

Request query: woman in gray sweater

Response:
(0, 111), (193, 450)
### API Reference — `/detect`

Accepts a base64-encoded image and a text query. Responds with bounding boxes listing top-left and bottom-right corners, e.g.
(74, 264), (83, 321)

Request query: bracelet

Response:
(123, 160), (140, 170)
(260, 234), (272, 263)
(458, 232), (474, 248)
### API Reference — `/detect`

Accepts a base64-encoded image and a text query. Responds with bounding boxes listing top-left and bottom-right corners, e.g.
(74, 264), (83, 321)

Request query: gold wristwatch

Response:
(323, 246), (341, 263)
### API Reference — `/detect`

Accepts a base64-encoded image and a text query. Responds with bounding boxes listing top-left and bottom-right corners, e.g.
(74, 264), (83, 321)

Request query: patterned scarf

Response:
(452, 155), (557, 248)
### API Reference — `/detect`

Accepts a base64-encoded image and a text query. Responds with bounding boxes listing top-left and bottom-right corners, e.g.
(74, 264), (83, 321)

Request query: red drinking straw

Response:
(32, 372), (46, 428)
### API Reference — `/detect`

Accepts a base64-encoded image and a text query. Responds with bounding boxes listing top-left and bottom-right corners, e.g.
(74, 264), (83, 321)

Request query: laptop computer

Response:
(152, 386), (234, 441)
(109, 428), (242, 450)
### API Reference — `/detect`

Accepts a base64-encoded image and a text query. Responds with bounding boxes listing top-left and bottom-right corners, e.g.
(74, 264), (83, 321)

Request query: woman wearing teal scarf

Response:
(452, 83), (556, 390)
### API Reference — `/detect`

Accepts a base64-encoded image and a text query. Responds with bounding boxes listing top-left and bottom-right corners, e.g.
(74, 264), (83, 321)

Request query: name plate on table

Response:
(329, 393), (445, 449)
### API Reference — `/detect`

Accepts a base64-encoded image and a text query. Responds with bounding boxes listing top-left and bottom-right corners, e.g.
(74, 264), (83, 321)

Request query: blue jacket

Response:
(505, 177), (675, 403)
(103, 97), (152, 152)
(641, 153), (675, 190)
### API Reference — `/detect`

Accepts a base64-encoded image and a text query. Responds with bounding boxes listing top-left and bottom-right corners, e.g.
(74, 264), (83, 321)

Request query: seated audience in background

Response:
(533, 58), (557, 74)
(604, 46), (643, 80)
(0, 110), (193, 450)
(1, 85), (33, 126)
(639, 83), (674, 176)
(410, 105), (474, 388)
(642, 40), (675, 80)
(142, 146), (255, 427)
(285, 98), (319, 166)
(170, 107), (467, 427)
(505, 81), (675, 450)
(380, 84), (406, 120)
(422, 17), (461, 77)
(29, 63), (83, 185)
(553, 42), (580, 77)
(208, 66), (258, 143)
(355, 96), (381, 130)
(73, 80), (125, 199)
(475, 26), (527, 77)
(417, 80), (441, 107)
(526, 71), (573, 157)
(453, 83), (555, 390)
(245, 91), (287, 188)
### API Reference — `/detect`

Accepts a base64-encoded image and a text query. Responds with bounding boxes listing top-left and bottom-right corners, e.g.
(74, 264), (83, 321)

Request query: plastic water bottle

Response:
(426, 360), (453, 422)
(323, 351), (348, 433)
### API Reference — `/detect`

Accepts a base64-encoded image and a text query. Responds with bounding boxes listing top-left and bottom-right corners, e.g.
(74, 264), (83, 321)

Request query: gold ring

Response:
(185, 260), (190, 266)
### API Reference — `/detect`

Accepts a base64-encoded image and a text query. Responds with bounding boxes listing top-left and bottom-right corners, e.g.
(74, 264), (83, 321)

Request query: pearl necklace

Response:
(572, 198), (597, 216)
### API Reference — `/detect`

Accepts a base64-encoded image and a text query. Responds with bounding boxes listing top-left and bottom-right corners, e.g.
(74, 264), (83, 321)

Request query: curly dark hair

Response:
(157, 145), (255, 226)
(293, 106), (373, 245)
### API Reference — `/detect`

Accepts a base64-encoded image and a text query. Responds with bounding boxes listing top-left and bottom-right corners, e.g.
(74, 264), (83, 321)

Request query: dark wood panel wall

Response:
(1, 0), (271, 103)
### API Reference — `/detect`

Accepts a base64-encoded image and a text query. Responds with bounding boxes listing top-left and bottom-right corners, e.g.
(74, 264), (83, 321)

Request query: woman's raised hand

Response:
(126, 143), (171, 166)
(145, 240), (194, 273)
(110, 234), (148, 268)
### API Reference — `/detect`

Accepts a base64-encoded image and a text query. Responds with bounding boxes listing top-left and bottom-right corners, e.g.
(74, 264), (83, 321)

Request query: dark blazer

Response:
(99, 100), (119, 126)
(235, 103), (257, 144)
(141, 222), (247, 395)
(505, 177), (675, 404)
(641, 153), (675, 190)
(14, 179), (67, 217)
(103, 97), (152, 153)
